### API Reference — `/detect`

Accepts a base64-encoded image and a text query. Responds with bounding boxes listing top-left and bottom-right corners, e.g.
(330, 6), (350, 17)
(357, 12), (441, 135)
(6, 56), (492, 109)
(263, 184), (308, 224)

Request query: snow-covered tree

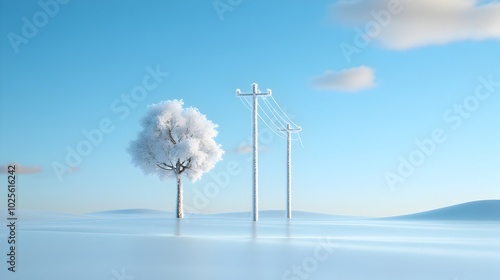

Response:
(127, 100), (224, 218)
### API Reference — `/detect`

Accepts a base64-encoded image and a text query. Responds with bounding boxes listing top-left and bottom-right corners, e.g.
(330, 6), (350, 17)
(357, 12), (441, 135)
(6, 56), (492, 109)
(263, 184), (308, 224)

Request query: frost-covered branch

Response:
(167, 128), (177, 145)
(128, 99), (224, 219)
(179, 158), (192, 173)
(156, 163), (174, 171)
(127, 99), (224, 182)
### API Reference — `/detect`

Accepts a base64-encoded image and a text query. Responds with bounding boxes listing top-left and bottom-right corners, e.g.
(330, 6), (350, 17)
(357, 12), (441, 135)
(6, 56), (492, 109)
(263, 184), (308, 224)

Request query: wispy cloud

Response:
(0, 163), (42, 174)
(233, 144), (252, 154)
(232, 144), (268, 154)
(312, 66), (376, 92)
(330, 0), (500, 50)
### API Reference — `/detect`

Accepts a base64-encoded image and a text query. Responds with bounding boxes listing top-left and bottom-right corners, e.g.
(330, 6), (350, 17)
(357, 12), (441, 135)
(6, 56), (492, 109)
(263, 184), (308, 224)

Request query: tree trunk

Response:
(176, 169), (184, 219)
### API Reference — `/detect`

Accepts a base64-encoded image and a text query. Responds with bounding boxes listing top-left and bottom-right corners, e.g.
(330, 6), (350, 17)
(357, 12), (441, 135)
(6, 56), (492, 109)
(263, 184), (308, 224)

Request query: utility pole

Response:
(236, 83), (271, 222)
(279, 123), (301, 219)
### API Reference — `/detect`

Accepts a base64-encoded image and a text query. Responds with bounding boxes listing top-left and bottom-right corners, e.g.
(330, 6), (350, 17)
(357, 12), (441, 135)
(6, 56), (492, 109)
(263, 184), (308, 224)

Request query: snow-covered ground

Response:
(1, 207), (499, 280)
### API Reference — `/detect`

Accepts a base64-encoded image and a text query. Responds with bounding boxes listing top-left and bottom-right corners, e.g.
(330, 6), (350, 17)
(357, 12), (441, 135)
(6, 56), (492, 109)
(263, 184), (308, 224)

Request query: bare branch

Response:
(179, 127), (189, 142)
(167, 128), (177, 145)
(148, 151), (157, 161)
(180, 158), (192, 173)
(156, 163), (174, 171)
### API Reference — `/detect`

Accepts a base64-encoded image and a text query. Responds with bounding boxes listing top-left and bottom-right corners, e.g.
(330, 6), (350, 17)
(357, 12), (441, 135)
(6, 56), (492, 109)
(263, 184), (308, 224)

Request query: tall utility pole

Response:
(279, 123), (301, 219)
(236, 83), (271, 222)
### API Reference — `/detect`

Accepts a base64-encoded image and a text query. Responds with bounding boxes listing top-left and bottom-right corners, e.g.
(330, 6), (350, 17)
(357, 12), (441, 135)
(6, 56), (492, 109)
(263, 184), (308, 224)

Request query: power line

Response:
(241, 96), (287, 139)
(240, 89), (301, 142)
(263, 97), (291, 129)
(236, 83), (303, 221)
(278, 124), (302, 219)
(257, 105), (287, 139)
(270, 95), (300, 129)
(235, 83), (271, 222)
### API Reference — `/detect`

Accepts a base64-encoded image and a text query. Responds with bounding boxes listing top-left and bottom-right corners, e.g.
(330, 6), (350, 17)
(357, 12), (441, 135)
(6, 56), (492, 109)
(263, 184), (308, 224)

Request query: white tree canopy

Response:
(128, 99), (224, 182)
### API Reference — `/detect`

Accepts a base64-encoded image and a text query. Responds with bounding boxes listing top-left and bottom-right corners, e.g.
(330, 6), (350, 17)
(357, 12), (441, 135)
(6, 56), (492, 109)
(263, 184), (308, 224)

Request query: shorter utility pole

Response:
(279, 123), (301, 219)
(236, 83), (272, 222)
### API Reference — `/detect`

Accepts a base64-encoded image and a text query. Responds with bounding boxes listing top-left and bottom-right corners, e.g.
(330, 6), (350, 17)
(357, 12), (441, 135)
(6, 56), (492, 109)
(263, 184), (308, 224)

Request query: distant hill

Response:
(389, 200), (500, 221)
(210, 210), (352, 220)
(88, 209), (170, 216)
(86, 209), (355, 220)
(83, 200), (500, 221)
(0, 210), (86, 221)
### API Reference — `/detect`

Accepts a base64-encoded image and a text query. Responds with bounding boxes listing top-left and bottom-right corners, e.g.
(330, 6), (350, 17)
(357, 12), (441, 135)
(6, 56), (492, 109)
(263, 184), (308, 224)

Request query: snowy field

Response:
(1, 208), (499, 280)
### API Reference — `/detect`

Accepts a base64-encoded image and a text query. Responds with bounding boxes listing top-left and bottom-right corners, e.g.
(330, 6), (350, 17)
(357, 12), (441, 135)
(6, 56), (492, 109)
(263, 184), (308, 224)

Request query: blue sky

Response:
(1, 0), (499, 217)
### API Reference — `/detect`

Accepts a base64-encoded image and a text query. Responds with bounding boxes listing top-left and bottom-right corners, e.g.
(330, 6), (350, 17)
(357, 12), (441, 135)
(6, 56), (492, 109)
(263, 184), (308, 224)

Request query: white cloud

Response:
(232, 144), (267, 154)
(233, 144), (252, 154)
(331, 0), (500, 49)
(312, 66), (376, 92)
(0, 163), (42, 174)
